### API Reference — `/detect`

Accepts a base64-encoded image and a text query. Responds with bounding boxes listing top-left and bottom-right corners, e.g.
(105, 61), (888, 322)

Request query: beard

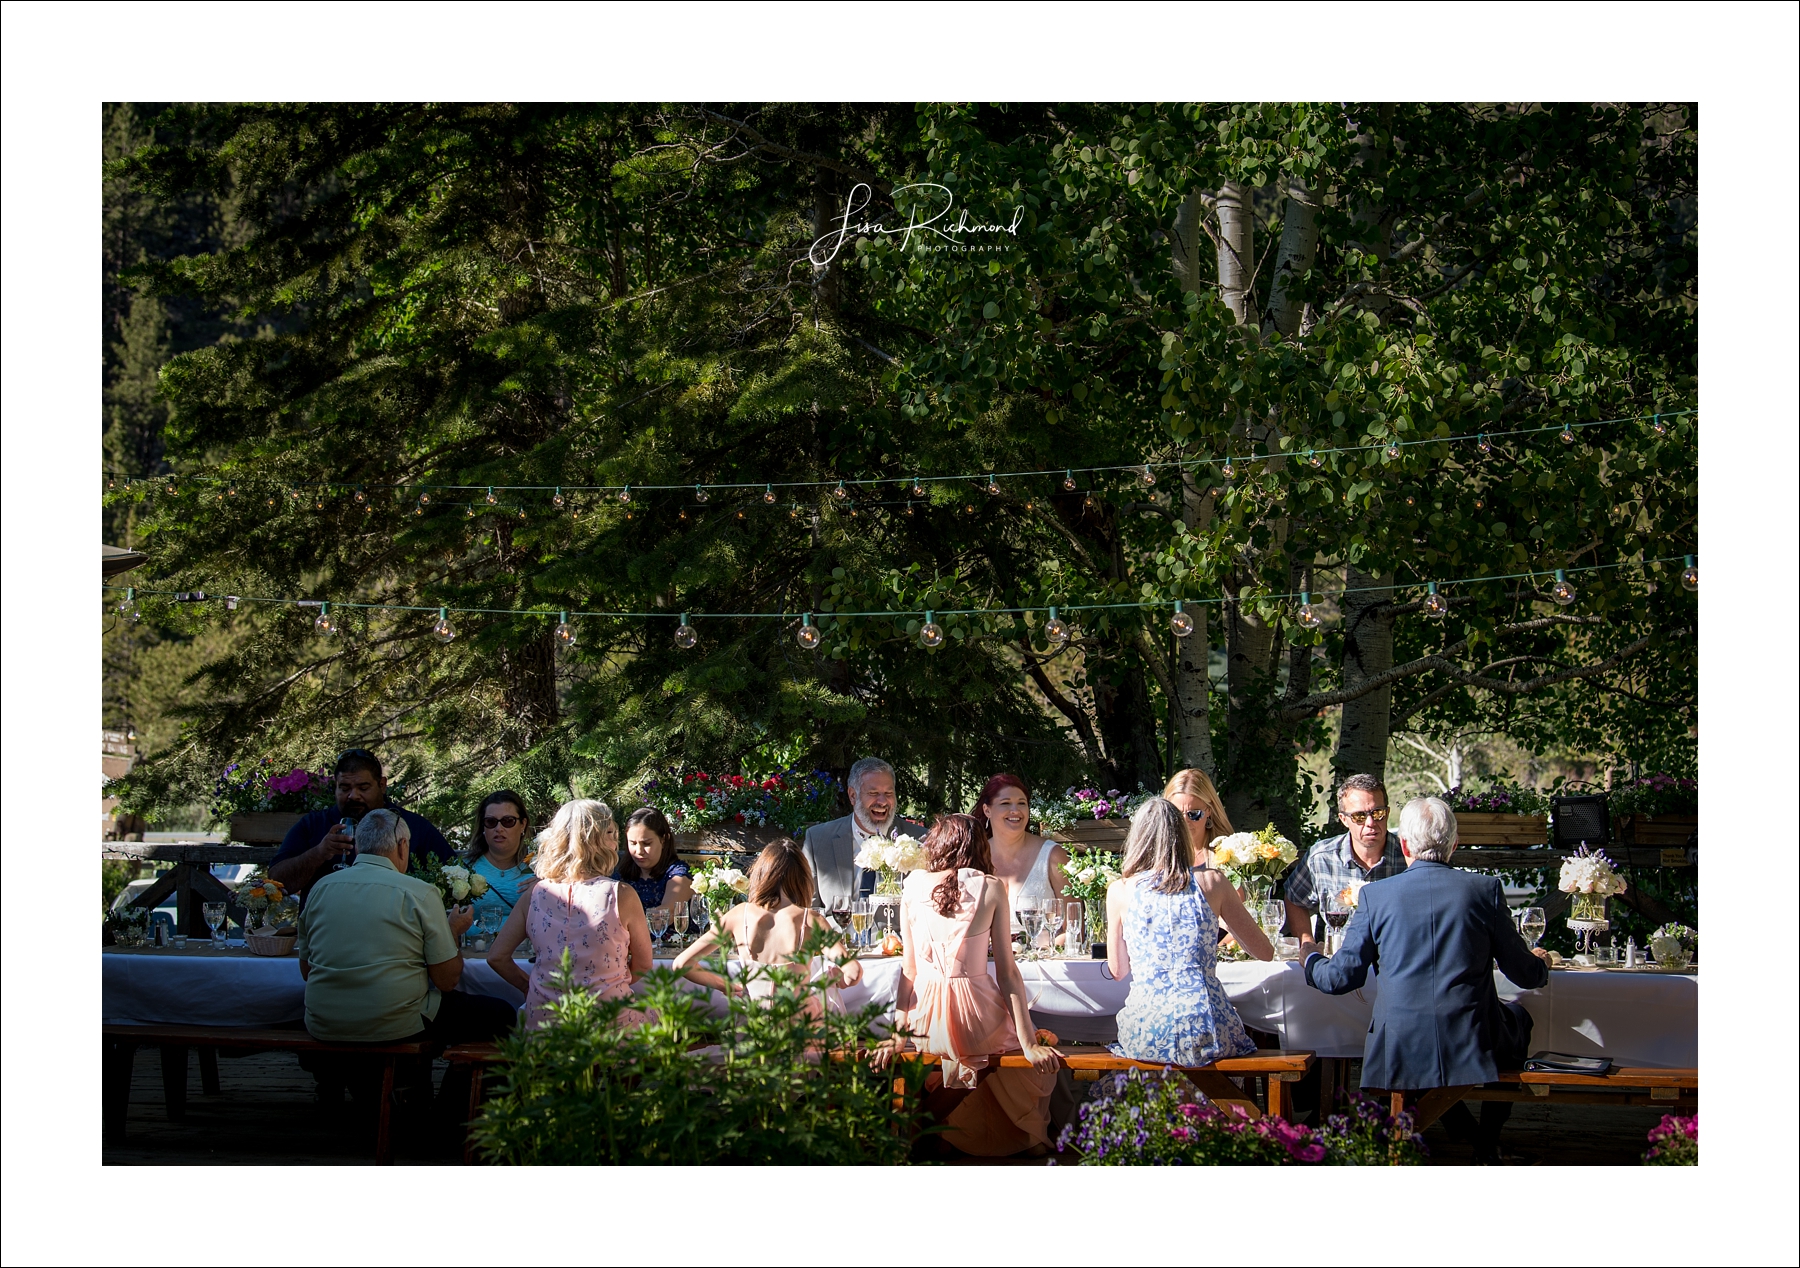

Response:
(851, 803), (896, 839)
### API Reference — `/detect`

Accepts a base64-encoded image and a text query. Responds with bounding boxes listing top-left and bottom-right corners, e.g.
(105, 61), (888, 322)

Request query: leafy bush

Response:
(1057, 1068), (1426, 1166)
(212, 758), (336, 820)
(1447, 782), (1550, 816)
(634, 767), (842, 835)
(1642, 1113), (1697, 1165)
(102, 860), (135, 915)
(469, 928), (917, 1164)
(1608, 773), (1697, 818)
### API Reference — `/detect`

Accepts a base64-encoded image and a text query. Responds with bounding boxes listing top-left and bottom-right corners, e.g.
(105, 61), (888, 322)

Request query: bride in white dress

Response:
(974, 775), (1068, 937)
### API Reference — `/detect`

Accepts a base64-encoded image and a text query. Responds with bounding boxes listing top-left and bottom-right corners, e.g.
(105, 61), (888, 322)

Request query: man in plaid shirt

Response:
(1284, 773), (1408, 949)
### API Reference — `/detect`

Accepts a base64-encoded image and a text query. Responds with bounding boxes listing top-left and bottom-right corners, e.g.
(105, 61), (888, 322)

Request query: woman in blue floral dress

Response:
(1107, 797), (1273, 1065)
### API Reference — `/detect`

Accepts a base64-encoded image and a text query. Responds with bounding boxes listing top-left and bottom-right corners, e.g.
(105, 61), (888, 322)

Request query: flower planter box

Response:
(674, 825), (795, 862)
(1049, 820), (1130, 851)
(1454, 812), (1547, 846)
(228, 812), (304, 844)
(1614, 813), (1697, 847)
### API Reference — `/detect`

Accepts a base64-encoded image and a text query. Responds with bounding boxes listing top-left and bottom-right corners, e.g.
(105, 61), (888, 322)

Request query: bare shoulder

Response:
(614, 881), (645, 917)
(1045, 840), (1070, 867)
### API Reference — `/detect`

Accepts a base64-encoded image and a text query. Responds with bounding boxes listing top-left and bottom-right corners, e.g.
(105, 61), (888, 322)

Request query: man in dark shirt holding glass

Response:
(269, 748), (452, 905)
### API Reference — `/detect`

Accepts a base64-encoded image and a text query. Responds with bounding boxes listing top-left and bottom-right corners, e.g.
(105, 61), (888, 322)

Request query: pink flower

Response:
(1169, 1126), (1191, 1142)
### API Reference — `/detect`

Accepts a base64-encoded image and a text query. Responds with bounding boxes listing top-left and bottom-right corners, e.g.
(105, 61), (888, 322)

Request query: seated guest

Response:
(1305, 796), (1550, 1164)
(672, 837), (862, 1009)
(614, 807), (695, 911)
(974, 774), (1068, 920)
(488, 800), (654, 1028)
(801, 756), (926, 909)
(270, 748), (452, 906)
(296, 809), (513, 1046)
(877, 813), (1061, 1157)
(1284, 772), (1407, 949)
(1107, 797), (1269, 1066)
(1162, 767), (1233, 869)
(468, 789), (538, 928)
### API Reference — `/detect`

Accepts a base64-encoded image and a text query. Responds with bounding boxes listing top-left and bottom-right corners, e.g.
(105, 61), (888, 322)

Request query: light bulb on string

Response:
(227, 486), (237, 498)
(735, 509), (746, 522)
(694, 485), (710, 504)
(986, 476), (1002, 496)
(763, 484), (776, 504)
(353, 487), (366, 504)
(904, 501), (915, 516)
(107, 477), (117, 490)
(919, 611), (944, 648)
(314, 602), (338, 636)
(517, 507), (527, 520)
(555, 611), (576, 648)
(1043, 607), (1070, 650)
(1170, 601), (1194, 639)
(465, 506), (476, 519)
(1140, 465), (1157, 487)
(1082, 494), (1096, 511)
(796, 613), (822, 650)
(418, 492), (431, 507)
(552, 487), (564, 507)
(1559, 425), (1575, 444)
(833, 481), (849, 501)
(1296, 592), (1323, 630)
(618, 485), (632, 504)
(963, 502), (976, 516)
(485, 486), (498, 505)
(674, 614), (698, 650)
(1549, 570), (1578, 605)
(432, 607), (457, 643)
(912, 478), (926, 498)
(679, 509), (689, 522)
(1384, 442), (1400, 461)
(1476, 434), (1492, 455)
(1307, 449), (1321, 469)
(1423, 582), (1449, 618)
(1062, 470), (1076, 491)
(118, 587), (138, 620)
(1651, 413), (1668, 436)
(1680, 555), (1698, 591)
(1221, 457), (1236, 479)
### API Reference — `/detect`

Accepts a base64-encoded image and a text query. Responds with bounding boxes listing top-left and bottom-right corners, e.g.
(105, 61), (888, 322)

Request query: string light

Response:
(674, 613), (698, 649)
(1140, 464), (1157, 487)
(904, 502), (915, 516)
(964, 502), (977, 515)
(353, 487), (367, 504)
(833, 481), (848, 501)
(1651, 413), (1668, 436)
(919, 611), (944, 648)
(554, 611), (576, 647)
(432, 607), (457, 643)
(1043, 607), (1069, 649)
(1062, 470), (1076, 491)
(796, 613), (822, 650)
(763, 485), (776, 504)
(1384, 442), (1400, 461)
(314, 602), (337, 636)
(1549, 570), (1578, 605)
(912, 477), (926, 498)
(735, 509), (746, 521)
(553, 487), (564, 507)
(1476, 434), (1492, 455)
(1170, 601), (1194, 639)
(1083, 494), (1096, 511)
(419, 492), (431, 507)
(1222, 457), (1235, 479)
(1680, 555), (1698, 591)
(1423, 582), (1449, 618)
(1560, 426), (1575, 444)
(618, 485), (632, 504)
(465, 507), (476, 519)
(1306, 449), (1321, 469)
(485, 486), (497, 505)
(117, 587), (137, 620)
(986, 476), (1002, 496)
(1296, 592), (1323, 629)
(694, 485), (709, 504)
(517, 507), (527, 520)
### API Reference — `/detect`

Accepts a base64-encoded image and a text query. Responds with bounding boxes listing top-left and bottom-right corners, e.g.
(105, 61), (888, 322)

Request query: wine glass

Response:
(647, 905), (671, 949)
(202, 902), (228, 950)
(1318, 890), (1350, 953)
(1035, 902), (1061, 958)
(830, 893), (851, 933)
(1518, 906), (1547, 948)
(1258, 899), (1286, 942)
(848, 899), (872, 950)
(671, 900), (691, 948)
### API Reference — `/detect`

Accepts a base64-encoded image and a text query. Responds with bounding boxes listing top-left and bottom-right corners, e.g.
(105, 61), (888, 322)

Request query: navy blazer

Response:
(1305, 860), (1548, 1091)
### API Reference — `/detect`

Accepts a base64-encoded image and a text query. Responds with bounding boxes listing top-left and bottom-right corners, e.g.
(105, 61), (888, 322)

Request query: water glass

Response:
(202, 902), (228, 950)
(647, 905), (671, 948)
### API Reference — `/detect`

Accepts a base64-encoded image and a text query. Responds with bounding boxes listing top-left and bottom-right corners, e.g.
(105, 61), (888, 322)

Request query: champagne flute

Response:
(1036, 902), (1061, 958)
(202, 902), (228, 950)
(848, 899), (872, 950)
(671, 900), (691, 947)
(1518, 906), (1547, 948)
(647, 905), (671, 949)
(1258, 898), (1286, 942)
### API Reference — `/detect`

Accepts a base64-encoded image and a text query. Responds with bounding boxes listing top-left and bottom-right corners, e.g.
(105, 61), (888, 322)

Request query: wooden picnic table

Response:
(104, 841), (279, 937)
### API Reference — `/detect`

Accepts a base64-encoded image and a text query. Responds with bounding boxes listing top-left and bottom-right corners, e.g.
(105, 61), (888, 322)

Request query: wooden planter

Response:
(674, 824), (795, 862)
(1454, 813), (1547, 847)
(228, 812), (304, 844)
(1615, 813), (1697, 847)
(1050, 820), (1130, 851)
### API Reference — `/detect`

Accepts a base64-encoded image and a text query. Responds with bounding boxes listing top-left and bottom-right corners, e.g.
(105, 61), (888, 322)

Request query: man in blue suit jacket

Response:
(1305, 795), (1549, 1161)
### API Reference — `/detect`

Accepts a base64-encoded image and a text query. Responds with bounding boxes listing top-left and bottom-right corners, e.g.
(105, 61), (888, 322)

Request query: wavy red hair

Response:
(971, 773), (1031, 834)
(923, 813), (993, 916)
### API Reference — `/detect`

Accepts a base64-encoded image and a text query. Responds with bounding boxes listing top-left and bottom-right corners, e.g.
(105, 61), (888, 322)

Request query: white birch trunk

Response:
(1215, 180), (1256, 326)
(1265, 178), (1319, 338)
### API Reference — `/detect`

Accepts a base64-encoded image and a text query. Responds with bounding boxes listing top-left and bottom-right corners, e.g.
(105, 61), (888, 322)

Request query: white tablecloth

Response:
(101, 949), (1696, 1067)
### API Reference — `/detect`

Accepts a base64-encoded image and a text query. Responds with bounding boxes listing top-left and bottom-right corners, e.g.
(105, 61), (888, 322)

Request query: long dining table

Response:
(101, 945), (1697, 1068)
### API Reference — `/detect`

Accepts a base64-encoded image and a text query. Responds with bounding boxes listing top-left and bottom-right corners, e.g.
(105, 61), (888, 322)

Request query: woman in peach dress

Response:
(878, 813), (1061, 1156)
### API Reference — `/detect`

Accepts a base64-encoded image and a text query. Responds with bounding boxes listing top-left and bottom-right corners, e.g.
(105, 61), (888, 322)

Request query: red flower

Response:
(694, 796), (707, 809)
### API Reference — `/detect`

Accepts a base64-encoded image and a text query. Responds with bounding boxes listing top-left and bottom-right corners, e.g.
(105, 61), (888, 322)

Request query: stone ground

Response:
(103, 1049), (1674, 1167)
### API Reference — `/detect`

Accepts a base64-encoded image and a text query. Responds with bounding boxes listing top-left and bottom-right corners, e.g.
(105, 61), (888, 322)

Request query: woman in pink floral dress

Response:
(489, 799), (654, 1028)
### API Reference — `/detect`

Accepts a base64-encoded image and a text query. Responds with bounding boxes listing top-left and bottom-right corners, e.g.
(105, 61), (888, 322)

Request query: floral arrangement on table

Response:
(410, 853), (490, 910)
(636, 767), (842, 835)
(212, 759), (337, 820)
(1035, 784), (1155, 832)
(1649, 922), (1697, 968)
(108, 903), (153, 946)
(1642, 1113), (1697, 1165)
(1056, 1068), (1426, 1166)
(691, 859), (750, 921)
(1607, 772), (1697, 819)
(1558, 845), (1627, 896)
(237, 872), (297, 929)
(1209, 823), (1300, 897)
(1056, 842), (1123, 910)
(1446, 782), (1550, 816)
(852, 833), (927, 899)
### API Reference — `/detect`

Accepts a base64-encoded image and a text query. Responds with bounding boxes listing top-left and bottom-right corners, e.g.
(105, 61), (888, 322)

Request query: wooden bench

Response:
(1390, 1066), (1699, 1131)
(103, 1023), (430, 1164)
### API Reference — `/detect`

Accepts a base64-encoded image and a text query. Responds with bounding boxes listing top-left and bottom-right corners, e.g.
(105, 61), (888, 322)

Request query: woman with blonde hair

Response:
(1106, 796), (1269, 1066)
(488, 800), (654, 1027)
(1163, 768), (1233, 866)
(672, 838), (862, 1009)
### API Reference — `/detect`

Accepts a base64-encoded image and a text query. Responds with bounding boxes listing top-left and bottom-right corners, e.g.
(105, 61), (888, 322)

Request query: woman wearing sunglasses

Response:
(1162, 769), (1233, 869)
(468, 789), (539, 928)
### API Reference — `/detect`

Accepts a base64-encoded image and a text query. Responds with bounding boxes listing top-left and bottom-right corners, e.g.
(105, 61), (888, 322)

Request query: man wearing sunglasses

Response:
(1283, 773), (1407, 950)
(269, 748), (453, 907)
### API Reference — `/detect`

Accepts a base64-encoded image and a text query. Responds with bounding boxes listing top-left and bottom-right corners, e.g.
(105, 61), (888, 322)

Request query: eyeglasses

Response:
(483, 815), (522, 830)
(1184, 808), (1209, 822)
(1344, 808), (1389, 825)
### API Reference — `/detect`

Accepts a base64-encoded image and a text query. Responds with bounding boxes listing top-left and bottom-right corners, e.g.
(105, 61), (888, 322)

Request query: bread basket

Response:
(245, 929), (297, 957)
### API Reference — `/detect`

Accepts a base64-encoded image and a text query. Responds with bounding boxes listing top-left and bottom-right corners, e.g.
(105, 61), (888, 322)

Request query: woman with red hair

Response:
(878, 813), (1060, 1156)
(972, 774), (1068, 928)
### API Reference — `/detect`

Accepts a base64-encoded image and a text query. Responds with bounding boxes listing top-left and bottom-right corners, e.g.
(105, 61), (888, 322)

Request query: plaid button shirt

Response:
(1284, 830), (1408, 937)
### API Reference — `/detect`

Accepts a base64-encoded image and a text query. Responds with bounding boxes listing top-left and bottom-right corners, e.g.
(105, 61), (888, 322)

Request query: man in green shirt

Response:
(297, 808), (514, 1046)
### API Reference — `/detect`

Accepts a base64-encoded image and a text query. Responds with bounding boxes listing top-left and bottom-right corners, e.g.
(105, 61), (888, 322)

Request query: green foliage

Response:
(1642, 1113), (1697, 1165)
(102, 861), (136, 915)
(469, 933), (917, 1165)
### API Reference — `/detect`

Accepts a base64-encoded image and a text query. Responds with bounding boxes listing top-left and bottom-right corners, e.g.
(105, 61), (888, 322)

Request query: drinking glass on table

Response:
(202, 902), (228, 950)
(1257, 899), (1286, 942)
(671, 900), (691, 947)
(829, 893), (851, 933)
(1517, 906), (1547, 948)
(647, 905), (671, 949)
(1036, 902), (1062, 959)
(849, 899), (872, 950)
(1318, 891), (1350, 954)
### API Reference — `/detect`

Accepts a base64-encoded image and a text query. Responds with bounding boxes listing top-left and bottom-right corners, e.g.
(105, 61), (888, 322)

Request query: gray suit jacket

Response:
(801, 814), (926, 907)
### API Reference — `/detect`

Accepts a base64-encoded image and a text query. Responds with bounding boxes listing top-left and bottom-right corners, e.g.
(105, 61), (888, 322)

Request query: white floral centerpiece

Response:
(691, 860), (749, 922)
(854, 833), (927, 899)
(1209, 823), (1300, 899)
(1649, 922), (1696, 969)
(1558, 844), (1625, 934)
(412, 853), (491, 911)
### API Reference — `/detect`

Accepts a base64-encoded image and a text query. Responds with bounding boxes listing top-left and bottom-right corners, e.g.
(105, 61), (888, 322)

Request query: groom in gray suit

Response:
(802, 756), (926, 908)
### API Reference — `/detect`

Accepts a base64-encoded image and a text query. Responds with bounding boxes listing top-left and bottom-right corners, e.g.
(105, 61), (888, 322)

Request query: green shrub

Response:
(102, 860), (135, 915)
(469, 928), (919, 1165)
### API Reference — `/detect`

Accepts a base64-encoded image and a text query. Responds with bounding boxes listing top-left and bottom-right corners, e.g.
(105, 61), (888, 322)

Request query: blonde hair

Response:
(1120, 797), (1195, 894)
(1163, 768), (1234, 843)
(531, 799), (617, 883)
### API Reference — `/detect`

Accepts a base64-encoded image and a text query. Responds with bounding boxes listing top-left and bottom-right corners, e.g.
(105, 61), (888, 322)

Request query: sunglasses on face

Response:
(483, 815), (522, 830)
(1184, 808), (1209, 822)
(1344, 808), (1389, 826)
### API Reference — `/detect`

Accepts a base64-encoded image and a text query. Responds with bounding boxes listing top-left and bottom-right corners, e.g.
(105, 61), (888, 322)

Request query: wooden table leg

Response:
(462, 1065), (484, 1165)
(104, 1041), (137, 1144)
(1319, 1057), (1339, 1116)
(1185, 1070), (1262, 1120)
(158, 1045), (189, 1122)
(375, 1057), (396, 1165)
(1268, 1074), (1290, 1120)
(199, 1048), (221, 1096)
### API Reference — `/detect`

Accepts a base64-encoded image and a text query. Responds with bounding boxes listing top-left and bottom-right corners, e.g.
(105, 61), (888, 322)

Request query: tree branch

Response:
(1020, 641), (1107, 773)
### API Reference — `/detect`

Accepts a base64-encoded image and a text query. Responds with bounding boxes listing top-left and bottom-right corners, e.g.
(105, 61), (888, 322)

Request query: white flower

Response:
(1209, 832), (1256, 869)
(1075, 866), (1097, 884)
(692, 874), (714, 895)
(468, 874), (490, 898)
(450, 877), (470, 901)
